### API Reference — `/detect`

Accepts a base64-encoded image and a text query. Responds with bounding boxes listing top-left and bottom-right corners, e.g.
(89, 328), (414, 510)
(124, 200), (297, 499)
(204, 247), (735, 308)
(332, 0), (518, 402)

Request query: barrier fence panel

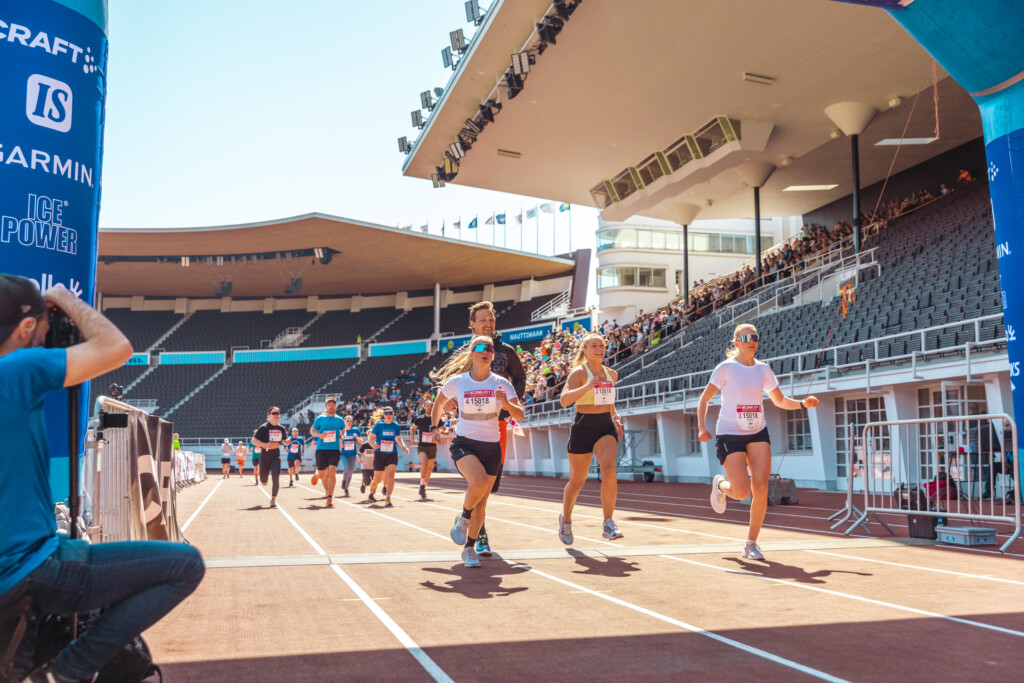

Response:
(82, 396), (188, 544)
(844, 414), (1021, 552)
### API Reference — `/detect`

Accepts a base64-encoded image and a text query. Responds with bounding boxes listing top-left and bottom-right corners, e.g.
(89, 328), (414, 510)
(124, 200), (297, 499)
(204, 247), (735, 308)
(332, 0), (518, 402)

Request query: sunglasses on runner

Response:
(270, 411), (280, 415)
(472, 343), (494, 353)
(735, 334), (760, 343)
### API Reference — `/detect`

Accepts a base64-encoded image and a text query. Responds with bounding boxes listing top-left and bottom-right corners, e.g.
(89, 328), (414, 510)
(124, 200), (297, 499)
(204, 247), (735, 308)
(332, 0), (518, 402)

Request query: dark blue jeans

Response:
(0, 537), (204, 679)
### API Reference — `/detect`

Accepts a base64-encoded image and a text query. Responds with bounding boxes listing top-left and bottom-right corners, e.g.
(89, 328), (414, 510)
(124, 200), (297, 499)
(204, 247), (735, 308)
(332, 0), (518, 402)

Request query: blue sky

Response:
(100, 0), (594, 255)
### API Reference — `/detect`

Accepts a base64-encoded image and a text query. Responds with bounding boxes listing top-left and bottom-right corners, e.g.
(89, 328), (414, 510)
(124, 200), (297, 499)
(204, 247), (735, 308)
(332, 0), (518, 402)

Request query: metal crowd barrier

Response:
(842, 414), (1021, 552)
(81, 396), (185, 544)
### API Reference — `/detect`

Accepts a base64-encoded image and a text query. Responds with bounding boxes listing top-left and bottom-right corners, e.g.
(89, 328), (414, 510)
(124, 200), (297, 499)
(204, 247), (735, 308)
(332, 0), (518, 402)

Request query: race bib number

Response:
(421, 432), (434, 444)
(594, 380), (615, 405)
(289, 444), (298, 453)
(270, 431), (283, 443)
(736, 405), (763, 431)
(379, 440), (395, 453)
(322, 431), (337, 444)
(463, 389), (496, 415)
(343, 439), (355, 450)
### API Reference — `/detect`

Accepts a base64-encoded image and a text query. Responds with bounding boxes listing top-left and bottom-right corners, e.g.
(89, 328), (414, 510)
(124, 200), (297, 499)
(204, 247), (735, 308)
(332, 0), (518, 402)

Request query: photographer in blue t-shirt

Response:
(0, 274), (205, 683)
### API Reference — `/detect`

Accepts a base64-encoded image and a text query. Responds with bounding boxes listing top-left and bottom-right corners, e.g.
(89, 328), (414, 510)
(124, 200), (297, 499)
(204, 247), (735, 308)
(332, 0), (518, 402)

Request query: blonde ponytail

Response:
(368, 408), (385, 428)
(430, 335), (493, 387)
(571, 333), (606, 369)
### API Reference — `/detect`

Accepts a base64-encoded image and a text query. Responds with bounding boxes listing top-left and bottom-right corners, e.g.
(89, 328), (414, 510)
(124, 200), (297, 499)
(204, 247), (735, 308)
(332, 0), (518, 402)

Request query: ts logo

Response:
(26, 74), (73, 132)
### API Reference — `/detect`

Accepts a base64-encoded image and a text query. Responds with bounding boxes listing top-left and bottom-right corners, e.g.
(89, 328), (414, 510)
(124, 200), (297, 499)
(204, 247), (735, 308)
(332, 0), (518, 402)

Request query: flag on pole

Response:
(496, 213), (506, 225)
(467, 217), (478, 229)
(526, 207), (538, 219)
(485, 214), (495, 226)
(539, 203), (554, 213)
(419, 222), (428, 232)
(559, 202), (571, 212)
(453, 219), (461, 230)
(515, 211), (523, 224)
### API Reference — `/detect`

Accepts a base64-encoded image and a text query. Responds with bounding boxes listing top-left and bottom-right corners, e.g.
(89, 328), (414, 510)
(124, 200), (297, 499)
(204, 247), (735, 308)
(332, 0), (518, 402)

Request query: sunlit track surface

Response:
(147, 473), (1024, 681)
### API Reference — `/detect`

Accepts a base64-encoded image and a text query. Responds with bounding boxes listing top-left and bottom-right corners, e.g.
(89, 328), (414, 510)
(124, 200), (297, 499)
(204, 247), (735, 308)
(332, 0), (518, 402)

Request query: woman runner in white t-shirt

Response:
(697, 323), (819, 560)
(431, 335), (524, 568)
(558, 333), (624, 544)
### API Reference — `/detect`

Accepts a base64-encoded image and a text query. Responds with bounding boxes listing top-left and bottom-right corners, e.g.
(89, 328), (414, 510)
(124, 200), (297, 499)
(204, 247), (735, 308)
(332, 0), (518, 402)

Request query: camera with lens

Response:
(45, 305), (81, 349)
(109, 383), (124, 400)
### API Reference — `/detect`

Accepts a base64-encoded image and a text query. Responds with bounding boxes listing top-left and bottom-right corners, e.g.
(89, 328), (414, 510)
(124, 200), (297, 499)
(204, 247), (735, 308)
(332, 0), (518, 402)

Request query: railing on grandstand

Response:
(82, 396), (201, 544)
(838, 414), (1020, 552)
(525, 313), (1009, 422)
(532, 290), (571, 321)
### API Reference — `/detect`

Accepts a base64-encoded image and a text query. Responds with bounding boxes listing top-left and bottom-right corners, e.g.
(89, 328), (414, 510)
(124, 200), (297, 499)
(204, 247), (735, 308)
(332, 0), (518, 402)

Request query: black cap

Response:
(0, 274), (46, 340)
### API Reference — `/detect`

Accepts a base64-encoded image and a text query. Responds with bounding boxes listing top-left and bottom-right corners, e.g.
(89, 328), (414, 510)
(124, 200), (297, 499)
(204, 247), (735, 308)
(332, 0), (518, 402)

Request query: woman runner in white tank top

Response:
(697, 323), (819, 560)
(558, 333), (624, 544)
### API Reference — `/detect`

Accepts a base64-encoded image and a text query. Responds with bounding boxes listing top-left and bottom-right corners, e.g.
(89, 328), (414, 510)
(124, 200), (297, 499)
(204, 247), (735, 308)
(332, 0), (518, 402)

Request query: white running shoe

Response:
(602, 518), (624, 540)
(450, 514), (470, 545)
(742, 541), (765, 560)
(461, 546), (481, 568)
(710, 474), (728, 514)
(558, 513), (574, 545)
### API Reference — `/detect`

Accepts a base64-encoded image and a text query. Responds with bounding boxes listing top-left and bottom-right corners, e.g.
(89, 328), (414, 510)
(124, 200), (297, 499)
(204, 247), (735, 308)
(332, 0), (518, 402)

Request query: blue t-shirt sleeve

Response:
(0, 347), (66, 407)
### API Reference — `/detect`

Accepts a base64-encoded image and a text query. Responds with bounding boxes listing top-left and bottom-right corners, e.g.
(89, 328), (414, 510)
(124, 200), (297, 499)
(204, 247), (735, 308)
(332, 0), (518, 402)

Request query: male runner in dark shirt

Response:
(251, 407), (290, 508)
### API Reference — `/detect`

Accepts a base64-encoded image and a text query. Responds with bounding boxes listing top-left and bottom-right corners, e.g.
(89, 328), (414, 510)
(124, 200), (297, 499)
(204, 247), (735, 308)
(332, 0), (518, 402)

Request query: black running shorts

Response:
(567, 413), (618, 454)
(715, 427), (770, 465)
(417, 443), (438, 459)
(373, 451), (399, 471)
(316, 449), (341, 470)
(450, 436), (502, 476)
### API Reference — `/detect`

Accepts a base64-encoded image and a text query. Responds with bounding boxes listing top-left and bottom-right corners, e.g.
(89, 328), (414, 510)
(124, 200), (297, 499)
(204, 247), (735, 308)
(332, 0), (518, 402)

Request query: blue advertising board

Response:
(0, 0), (108, 499)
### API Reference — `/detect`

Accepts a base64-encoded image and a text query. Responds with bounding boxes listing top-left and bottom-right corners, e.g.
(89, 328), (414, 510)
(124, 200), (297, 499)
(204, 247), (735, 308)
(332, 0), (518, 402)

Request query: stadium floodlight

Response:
(464, 117), (482, 135)
(434, 87), (444, 97)
(505, 69), (524, 98)
(431, 172), (445, 188)
(180, 256), (190, 267)
(215, 281), (232, 297)
(420, 90), (435, 111)
(553, 0), (579, 20)
(450, 28), (467, 53)
(275, 252), (282, 263)
(449, 141), (466, 159)
(216, 255), (224, 266)
(398, 136), (412, 154)
(537, 17), (564, 45)
(511, 51), (530, 75)
(412, 110), (425, 129)
(465, 0), (482, 25)
(442, 46), (454, 69)
(284, 278), (303, 294)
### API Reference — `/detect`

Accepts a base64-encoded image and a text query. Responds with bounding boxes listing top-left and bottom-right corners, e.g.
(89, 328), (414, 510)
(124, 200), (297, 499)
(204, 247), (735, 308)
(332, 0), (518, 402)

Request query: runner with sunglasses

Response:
(339, 414), (363, 497)
(557, 333), (625, 544)
(697, 323), (819, 560)
(368, 406), (409, 507)
(250, 407), (291, 508)
(431, 336), (524, 568)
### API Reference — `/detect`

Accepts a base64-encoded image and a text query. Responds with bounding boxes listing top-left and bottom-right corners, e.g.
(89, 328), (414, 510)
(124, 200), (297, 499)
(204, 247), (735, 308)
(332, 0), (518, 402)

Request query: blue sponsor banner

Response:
(0, 0), (108, 500)
(233, 345), (359, 363)
(439, 334), (472, 353)
(561, 316), (591, 333)
(502, 324), (551, 344)
(986, 129), (1024, 439)
(160, 351), (225, 365)
(125, 352), (149, 366)
(369, 340), (430, 357)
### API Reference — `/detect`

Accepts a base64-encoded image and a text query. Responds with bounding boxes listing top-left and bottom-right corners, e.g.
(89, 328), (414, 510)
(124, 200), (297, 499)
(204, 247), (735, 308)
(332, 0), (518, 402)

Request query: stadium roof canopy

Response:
(403, 0), (982, 223)
(97, 214), (574, 298)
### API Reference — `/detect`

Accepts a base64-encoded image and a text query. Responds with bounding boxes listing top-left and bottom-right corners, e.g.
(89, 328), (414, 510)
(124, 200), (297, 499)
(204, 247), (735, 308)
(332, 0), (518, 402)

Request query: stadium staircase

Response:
(367, 310), (410, 343)
(162, 364), (232, 420)
(287, 357), (367, 420)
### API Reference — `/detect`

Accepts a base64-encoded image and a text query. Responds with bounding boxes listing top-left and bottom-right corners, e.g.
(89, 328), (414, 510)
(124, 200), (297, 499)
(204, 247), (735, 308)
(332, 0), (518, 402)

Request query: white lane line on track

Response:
(180, 477), (224, 532)
(294, 483), (451, 541)
(257, 487), (454, 683)
(306, 491), (849, 680)
(659, 554), (1024, 639)
(802, 550), (1024, 586)
(504, 561), (847, 683)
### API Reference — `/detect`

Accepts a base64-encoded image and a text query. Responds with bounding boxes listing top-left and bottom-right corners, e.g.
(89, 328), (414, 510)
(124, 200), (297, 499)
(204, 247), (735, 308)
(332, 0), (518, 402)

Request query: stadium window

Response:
(834, 396), (888, 478)
(686, 415), (700, 454)
(597, 230), (617, 252)
(706, 234), (720, 252)
(637, 230), (652, 250)
(690, 233), (708, 251)
(666, 232), (680, 250)
(786, 407), (812, 451)
(651, 230), (666, 250)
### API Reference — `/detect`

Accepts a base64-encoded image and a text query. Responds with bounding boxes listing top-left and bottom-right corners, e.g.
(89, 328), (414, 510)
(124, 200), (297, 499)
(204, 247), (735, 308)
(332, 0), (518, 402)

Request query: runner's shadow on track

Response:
(240, 505), (267, 511)
(566, 549), (642, 578)
(623, 516), (672, 522)
(420, 564), (530, 599)
(723, 557), (872, 584)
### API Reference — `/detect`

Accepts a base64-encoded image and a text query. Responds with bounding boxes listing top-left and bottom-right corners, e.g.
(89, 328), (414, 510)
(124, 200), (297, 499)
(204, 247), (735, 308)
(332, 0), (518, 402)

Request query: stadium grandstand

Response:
(94, 214), (590, 444)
